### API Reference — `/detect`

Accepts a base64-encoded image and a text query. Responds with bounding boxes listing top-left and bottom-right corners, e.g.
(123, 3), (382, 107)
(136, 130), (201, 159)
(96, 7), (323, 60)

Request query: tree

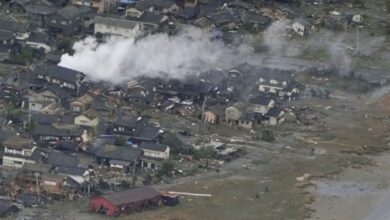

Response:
(194, 146), (215, 168)
(157, 160), (175, 177)
(261, 129), (275, 142)
(57, 38), (74, 55)
(95, 32), (103, 43)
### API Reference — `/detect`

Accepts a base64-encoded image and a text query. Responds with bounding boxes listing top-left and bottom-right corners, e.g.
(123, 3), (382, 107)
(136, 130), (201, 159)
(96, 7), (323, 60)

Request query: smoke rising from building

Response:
(59, 27), (251, 83)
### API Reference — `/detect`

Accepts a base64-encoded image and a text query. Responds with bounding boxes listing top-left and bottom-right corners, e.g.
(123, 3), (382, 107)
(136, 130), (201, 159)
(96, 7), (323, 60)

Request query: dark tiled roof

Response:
(47, 150), (79, 167)
(27, 31), (51, 44)
(33, 124), (83, 137)
(34, 65), (84, 83)
(55, 165), (86, 176)
(28, 113), (60, 124)
(95, 144), (141, 162)
(249, 95), (273, 106)
(95, 16), (139, 29)
(0, 19), (29, 33)
(57, 5), (90, 20)
(0, 30), (14, 41)
(266, 107), (283, 117)
(43, 85), (72, 101)
(132, 126), (161, 141)
(240, 111), (255, 121)
(101, 186), (160, 206)
(140, 142), (167, 152)
(24, 5), (57, 15)
(88, 136), (116, 154)
(0, 200), (19, 216)
(140, 0), (177, 9)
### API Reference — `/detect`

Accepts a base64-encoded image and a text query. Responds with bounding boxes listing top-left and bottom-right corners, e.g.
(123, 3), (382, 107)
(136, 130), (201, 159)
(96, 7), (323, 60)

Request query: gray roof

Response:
(47, 150), (79, 167)
(140, 0), (177, 9)
(0, 19), (29, 33)
(55, 165), (86, 176)
(34, 65), (84, 83)
(266, 107), (283, 117)
(0, 30), (14, 41)
(57, 5), (89, 20)
(33, 124), (83, 137)
(132, 126), (161, 141)
(140, 142), (167, 152)
(95, 144), (141, 162)
(101, 186), (160, 206)
(27, 31), (51, 44)
(249, 95), (273, 106)
(95, 16), (138, 29)
(24, 5), (57, 15)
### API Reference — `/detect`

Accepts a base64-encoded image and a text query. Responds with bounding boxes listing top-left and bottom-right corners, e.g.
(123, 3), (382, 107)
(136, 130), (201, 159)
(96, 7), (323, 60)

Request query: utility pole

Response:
(34, 172), (40, 203)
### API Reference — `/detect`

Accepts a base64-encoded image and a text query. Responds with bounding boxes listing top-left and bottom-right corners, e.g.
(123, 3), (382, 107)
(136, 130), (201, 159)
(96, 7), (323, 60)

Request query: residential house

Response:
(241, 12), (271, 30)
(94, 16), (141, 38)
(207, 10), (241, 29)
(280, 80), (301, 100)
(130, 125), (163, 144)
(32, 124), (84, 143)
(25, 31), (52, 53)
(71, 0), (116, 13)
(53, 165), (88, 183)
(13, 163), (52, 193)
(227, 63), (256, 79)
(71, 93), (93, 112)
(24, 4), (57, 27)
(94, 144), (141, 173)
(201, 104), (224, 124)
(110, 114), (148, 136)
(258, 69), (294, 95)
(26, 86), (70, 112)
(0, 30), (15, 48)
(2, 137), (38, 168)
(41, 174), (67, 199)
(139, 142), (169, 169)
(193, 16), (214, 30)
(225, 102), (247, 126)
(34, 65), (85, 92)
(126, 11), (168, 34)
(249, 95), (275, 115)
(238, 111), (255, 129)
(0, 19), (30, 41)
(292, 19), (311, 36)
(202, 111), (217, 124)
(74, 110), (100, 128)
(137, 0), (180, 14)
(265, 107), (284, 126)
(47, 5), (91, 36)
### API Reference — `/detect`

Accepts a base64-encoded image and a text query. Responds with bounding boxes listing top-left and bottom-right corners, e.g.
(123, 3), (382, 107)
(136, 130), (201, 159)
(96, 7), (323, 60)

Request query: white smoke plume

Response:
(59, 27), (251, 83)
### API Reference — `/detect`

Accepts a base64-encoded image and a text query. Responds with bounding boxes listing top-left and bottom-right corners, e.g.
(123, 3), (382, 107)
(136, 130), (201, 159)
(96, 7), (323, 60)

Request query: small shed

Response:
(89, 186), (161, 216)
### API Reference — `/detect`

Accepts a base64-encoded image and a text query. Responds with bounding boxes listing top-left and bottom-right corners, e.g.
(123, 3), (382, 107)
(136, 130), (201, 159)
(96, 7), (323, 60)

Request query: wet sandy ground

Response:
(309, 153), (390, 220)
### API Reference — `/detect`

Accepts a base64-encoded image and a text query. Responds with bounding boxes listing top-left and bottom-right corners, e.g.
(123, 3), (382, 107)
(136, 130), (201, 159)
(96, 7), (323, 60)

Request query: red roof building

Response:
(89, 186), (162, 216)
